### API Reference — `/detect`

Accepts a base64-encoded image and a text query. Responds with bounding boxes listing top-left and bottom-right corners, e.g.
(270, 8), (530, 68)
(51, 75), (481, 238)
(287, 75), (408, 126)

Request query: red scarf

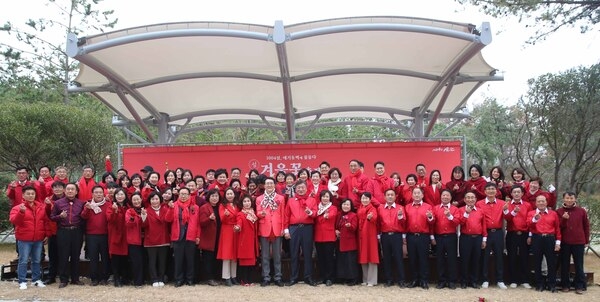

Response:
(177, 200), (191, 224)
(350, 170), (362, 189)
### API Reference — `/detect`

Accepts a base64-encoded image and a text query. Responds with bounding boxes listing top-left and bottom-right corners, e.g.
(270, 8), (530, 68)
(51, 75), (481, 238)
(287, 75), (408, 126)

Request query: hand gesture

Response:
(431, 238), (436, 246)
(233, 225), (241, 232)
(261, 210), (267, 217)
(345, 222), (351, 228)
(112, 203), (118, 211)
(324, 212), (329, 219)
(426, 210), (433, 219)
(562, 212), (569, 219)
(534, 212), (541, 221)
(209, 213), (216, 220)
(85, 202), (92, 209)
(367, 212), (373, 220)
(481, 241), (487, 249)
(453, 184), (459, 190)
(44, 197), (52, 205)
(10, 181), (17, 188)
(465, 205), (473, 214)
(444, 207), (451, 217)
(554, 244), (560, 252)
(105, 155), (110, 160)
(59, 210), (67, 219)
(397, 208), (404, 219)
(335, 230), (341, 238)
(168, 201), (174, 208)
(38, 176), (44, 183)
(514, 206), (520, 213)
(471, 185), (477, 190)
(304, 207), (311, 215)
(284, 233), (291, 240)
(502, 202), (509, 211)
(19, 203), (26, 213)
(436, 182), (442, 189)
(140, 208), (147, 215)
(224, 209), (230, 216)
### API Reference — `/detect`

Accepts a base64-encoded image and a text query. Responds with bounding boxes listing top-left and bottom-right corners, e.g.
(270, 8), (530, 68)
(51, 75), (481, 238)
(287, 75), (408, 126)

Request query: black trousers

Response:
(128, 244), (145, 286)
(506, 231), (529, 284)
(57, 227), (83, 283)
(381, 232), (405, 283)
(173, 240), (196, 283)
(202, 249), (222, 281)
(407, 233), (429, 283)
(46, 235), (59, 280)
(315, 241), (335, 282)
(560, 244), (586, 290)
(460, 234), (482, 284)
(110, 254), (128, 284)
(531, 234), (558, 287)
(482, 229), (504, 282)
(289, 224), (314, 281)
(435, 233), (458, 283)
(86, 234), (110, 281)
(147, 246), (169, 283)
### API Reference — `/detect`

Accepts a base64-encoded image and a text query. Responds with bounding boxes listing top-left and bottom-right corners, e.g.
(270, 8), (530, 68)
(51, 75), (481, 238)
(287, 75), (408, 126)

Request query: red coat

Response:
(142, 204), (171, 247)
(81, 201), (111, 235)
(125, 208), (143, 245)
(165, 201), (200, 242)
(524, 189), (557, 209)
(6, 180), (33, 209)
(308, 182), (328, 199)
(217, 203), (239, 260)
(256, 193), (286, 237)
(283, 194), (317, 229)
(424, 184), (444, 206)
(10, 200), (50, 241)
(357, 203), (379, 264)
(445, 180), (467, 207)
(344, 171), (371, 209)
(106, 204), (128, 255)
(336, 211), (358, 252)
(314, 205), (338, 242)
(77, 177), (97, 202)
(236, 210), (259, 266)
(465, 177), (487, 200)
(198, 202), (219, 251)
(401, 184), (416, 206)
(370, 175), (395, 206)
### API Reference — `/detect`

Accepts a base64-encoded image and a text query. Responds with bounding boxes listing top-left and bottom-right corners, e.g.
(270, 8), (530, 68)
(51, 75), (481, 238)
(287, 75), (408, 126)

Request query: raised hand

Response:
(19, 203), (26, 213)
(562, 212), (569, 219)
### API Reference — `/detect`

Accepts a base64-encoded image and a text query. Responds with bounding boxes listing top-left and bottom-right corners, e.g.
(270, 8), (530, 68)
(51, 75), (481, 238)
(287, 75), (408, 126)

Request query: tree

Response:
(456, 0), (600, 42)
(517, 64), (600, 193)
(0, 101), (120, 176)
(1, 0), (117, 103)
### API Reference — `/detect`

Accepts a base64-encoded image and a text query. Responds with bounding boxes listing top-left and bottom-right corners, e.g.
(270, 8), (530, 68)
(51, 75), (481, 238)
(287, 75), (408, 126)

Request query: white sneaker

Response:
(152, 282), (159, 287)
(361, 282), (367, 286)
(509, 283), (518, 288)
(522, 283), (532, 289)
(497, 282), (507, 289)
(19, 282), (27, 290)
(158, 282), (165, 287)
(367, 283), (374, 287)
(33, 280), (46, 288)
(481, 281), (489, 288)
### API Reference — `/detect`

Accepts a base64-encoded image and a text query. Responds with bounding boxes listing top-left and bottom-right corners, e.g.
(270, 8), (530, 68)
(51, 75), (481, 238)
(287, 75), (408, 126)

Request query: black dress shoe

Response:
(421, 281), (429, 290)
(207, 279), (219, 286)
(384, 280), (393, 287)
(44, 279), (56, 285)
(550, 287), (557, 293)
(230, 278), (240, 285)
(91, 280), (99, 286)
(325, 280), (333, 286)
(347, 280), (357, 286)
(260, 280), (270, 287)
(58, 282), (68, 288)
(71, 280), (84, 286)
(304, 279), (317, 286)
(286, 280), (298, 286)
(436, 282), (445, 289)
(460, 283), (467, 289)
(398, 281), (406, 288)
(224, 279), (233, 287)
(470, 282), (480, 289)
(407, 281), (419, 288)
(448, 282), (456, 289)
(275, 280), (284, 287)
(536, 285), (544, 292)
(186, 281), (194, 286)
(174, 281), (184, 288)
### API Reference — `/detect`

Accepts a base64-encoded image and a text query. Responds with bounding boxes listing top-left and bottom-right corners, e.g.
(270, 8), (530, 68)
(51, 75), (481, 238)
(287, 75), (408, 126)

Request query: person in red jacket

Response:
(275, 171), (287, 195)
(415, 163), (429, 188)
(405, 187), (434, 289)
(314, 190), (338, 286)
(458, 191), (487, 289)
(106, 188), (129, 287)
(370, 161), (395, 206)
(235, 194), (259, 286)
(165, 187), (200, 287)
(143, 192), (171, 287)
(377, 189), (406, 288)
(344, 159), (371, 209)
(208, 169), (229, 198)
(198, 189), (222, 286)
(283, 180), (318, 286)
(424, 170), (444, 206)
(465, 164), (486, 200)
(9, 186), (49, 290)
(6, 166), (33, 209)
(357, 192), (379, 286)
(308, 170), (327, 199)
(503, 185), (532, 289)
(527, 195), (561, 293)
(557, 191), (589, 294)
(524, 176), (557, 209)
(218, 187), (240, 286)
(327, 168), (346, 208)
(77, 165), (96, 202)
(431, 189), (460, 289)
(125, 193), (145, 287)
(81, 186), (111, 286)
(141, 171), (161, 207)
(335, 199), (359, 285)
(401, 174), (418, 206)
(256, 177), (286, 287)
(446, 166), (467, 208)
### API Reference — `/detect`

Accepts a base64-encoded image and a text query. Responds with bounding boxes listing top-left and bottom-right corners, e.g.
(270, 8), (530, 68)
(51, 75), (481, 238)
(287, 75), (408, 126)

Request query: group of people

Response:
(5, 158), (590, 295)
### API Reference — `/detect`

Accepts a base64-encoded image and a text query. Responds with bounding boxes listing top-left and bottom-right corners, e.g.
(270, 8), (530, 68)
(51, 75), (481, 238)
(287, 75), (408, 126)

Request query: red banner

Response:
(122, 141), (462, 180)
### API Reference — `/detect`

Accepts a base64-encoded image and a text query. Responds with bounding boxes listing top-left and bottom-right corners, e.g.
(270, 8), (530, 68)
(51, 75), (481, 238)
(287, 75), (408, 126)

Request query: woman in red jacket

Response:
(401, 174), (418, 206)
(465, 164), (486, 200)
(106, 188), (129, 287)
(446, 166), (467, 207)
(198, 189), (221, 286)
(125, 192), (145, 287)
(314, 190), (338, 286)
(424, 170), (443, 206)
(327, 168), (346, 207)
(143, 192), (170, 287)
(127, 173), (143, 200)
(357, 192), (379, 286)
(235, 194), (259, 286)
(275, 171), (287, 195)
(10, 186), (49, 289)
(217, 187), (240, 286)
(308, 171), (327, 199)
(336, 199), (359, 285)
(141, 172), (161, 207)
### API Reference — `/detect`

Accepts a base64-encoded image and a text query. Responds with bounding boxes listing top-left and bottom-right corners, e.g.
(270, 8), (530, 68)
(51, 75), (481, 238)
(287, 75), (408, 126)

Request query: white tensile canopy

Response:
(67, 16), (501, 143)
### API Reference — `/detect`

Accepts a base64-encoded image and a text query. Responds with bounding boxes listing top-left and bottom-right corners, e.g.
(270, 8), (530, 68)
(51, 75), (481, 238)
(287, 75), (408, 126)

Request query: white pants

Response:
(222, 260), (237, 279)
(361, 263), (378, 285)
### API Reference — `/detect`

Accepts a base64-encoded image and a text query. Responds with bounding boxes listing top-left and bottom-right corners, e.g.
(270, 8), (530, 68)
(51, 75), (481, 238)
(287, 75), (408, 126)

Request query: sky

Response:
(2, 0), (600, 107)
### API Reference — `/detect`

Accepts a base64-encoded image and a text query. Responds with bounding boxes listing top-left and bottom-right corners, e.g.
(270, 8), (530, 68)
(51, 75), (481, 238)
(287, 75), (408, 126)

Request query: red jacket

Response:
(424, 183), (444, 206)
(142, 204), (171, 247)
(370, 175), (395, 206)
(256, 193), (286, 237)
(125, 208), (144, 245)
(198, 202), (219, 251)
(445, 180), (467, 207)
(106, 204), (128, 255)
(314, 205), (338, 242)
(284, 194), (317, 229)
(165, 201), (200, 242)
(336, 211), (358, 252)
(527, 208), (561, 241)
(503, 200), (531, 232)
(236, 210), (259, 264)
(458, 206), (487, 237)
(465, 177), (487, 200)
(77, 177), (97, 202)
(344, 171), (371, 209)
(9, 200), (50, 241)
(377, 203), (406, 233)
(6, 180), (33, 208)
(432, 204), (460, 235)
(217, 203), (239, 260)
(475, 198), (505, 229)
(401, 184), (416, 206)
(357, 202), (379, 264)
(308, 182), (328, 199)
(556, 204), (590, 245)
(524, 189), (557, 209)
(81, 200), (111, 235)
(404, 201), (435, 234)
